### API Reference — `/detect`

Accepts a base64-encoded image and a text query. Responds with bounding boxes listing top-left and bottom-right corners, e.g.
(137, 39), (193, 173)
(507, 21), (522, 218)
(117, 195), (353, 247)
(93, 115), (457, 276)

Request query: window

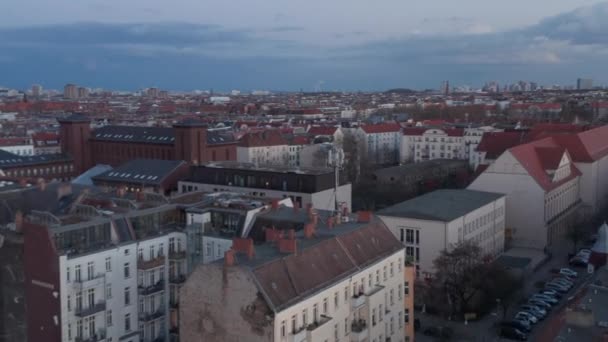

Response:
(87, 261), (94, 280)
(291, 315), (297, 334)
(379, 304), (384, 321)
(400, 229), (404, 242)
(106, 284), (112, 299)
(67, 267), (70, 282)
(390, 317), (394, 334)
(302, 309), (308, 326)
(138, 248), (143, 260)
(405, 308), (410, 323)
(67, 295), (71, 312)
(334, 292), (339, 309)
(334, 323), (339, 341)
(123, 263), (130, 279)
(344, 317), (349, 335)
(390, 262), (394, 277)
(281, 320), (286, 337)
(75, 292), (82, 311)
(404, 281), (409, 295)
(376, 270), (380, 284)
(344, 287), (348, 301)
(67, 323), (71, 340)
(405, 229), (414, 243)
(372, 308), (377, 326)
(368, 274), (372, 288)
(398, 284), (403, 299)
(398, 311), (403, 328)
(159, 243), (164, 256)
(149, 245), (155, 259)
(415, 230), (420, 244)
(390, 289), (394, 305)
(124, 287), (131, 305)
(87, 288), (95, 307)
(323, 298), (328, 314)
(383, 266), (387, 281)
(107, 310), (113, 327)
(76, 319), (83, 338)
(124, 313), (131, 332)
(124, 249), (130, 256)
(105, 257), (111, 272)
(313, 304), (319, 322)
(75, 265), (81, 282)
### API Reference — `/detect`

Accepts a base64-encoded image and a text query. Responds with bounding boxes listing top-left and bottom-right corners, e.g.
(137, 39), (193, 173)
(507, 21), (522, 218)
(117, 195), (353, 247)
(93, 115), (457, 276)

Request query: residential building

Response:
(357, 123), (401, 165)
(463, 126), (504, 167)
(179, 209), (415, 342)
(0, 149), (75, 181)
(577, 78), (593, 90)
(178, 161), (352, 211)
(468, 137), (583, 250)
(472, 131), (526, 171)
(236, 130), (289, 166)
(378, 189), (506, 277)
(401, 128), (465, 163)
(0, 138), (34, 156)
(64, 84), (78, 99)
(307, 126), (344, 146)
(32, 132), (62, 155)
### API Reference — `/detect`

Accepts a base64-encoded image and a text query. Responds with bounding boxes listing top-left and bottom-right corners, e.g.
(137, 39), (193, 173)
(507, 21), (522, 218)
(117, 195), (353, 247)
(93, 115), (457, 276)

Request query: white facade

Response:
(468, 150), (582, 249)
(401, 129), (466, 164)
(574, 155), (608, 214)
(0, 144), (34, 156)
(357, 128), (400, 165)
(379, 196), (506, 277)
(237, 145), (289, 166)
(464, 127), (503, 168)
(58, 233), (188, 342)
(273, 250), (407, 342)
(178, 181), (352, 212)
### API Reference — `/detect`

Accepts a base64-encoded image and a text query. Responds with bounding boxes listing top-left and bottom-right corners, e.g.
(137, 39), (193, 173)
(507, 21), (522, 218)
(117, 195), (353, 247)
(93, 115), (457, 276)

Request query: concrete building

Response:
(236, 130), (289, 166)
(378, 189), (506, 278)
(0, 138), (34, 156)
(77, 87), (89, 99)
(357, 124), (401, 165)
(463, 126), (504, 167)
(577, 78), (594, 90)
(469, 137), (583, 250)
(64, 84), (78, 100)
(401, 128), (465, 163)
(0, 149), (75, 181)
(178, 161), (352, 211)
(179, 209), (415, 342)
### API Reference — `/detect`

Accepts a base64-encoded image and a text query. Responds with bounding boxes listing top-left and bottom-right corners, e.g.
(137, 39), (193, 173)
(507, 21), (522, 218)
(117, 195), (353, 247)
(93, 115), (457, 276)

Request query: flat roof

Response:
(92, 159), (185, 185)
(199, 161), (334, 176)
(377, 189), (504, 222)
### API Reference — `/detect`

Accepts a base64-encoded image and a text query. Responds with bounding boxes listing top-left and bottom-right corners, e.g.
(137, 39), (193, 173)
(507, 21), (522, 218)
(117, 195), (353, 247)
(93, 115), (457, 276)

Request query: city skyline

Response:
(1, 2), (608, 90)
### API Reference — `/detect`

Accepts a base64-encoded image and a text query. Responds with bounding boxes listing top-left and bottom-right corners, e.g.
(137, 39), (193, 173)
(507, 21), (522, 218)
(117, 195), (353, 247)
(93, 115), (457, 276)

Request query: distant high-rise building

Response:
(31, 84), (42, 97)
(146, 87), (159, 97)
(77, 87), (89, 98)
(440, 80), (450, 95)
(577, 78), (593, 90)
(63, 84), (78, 99)
(158, 90), (169, 99)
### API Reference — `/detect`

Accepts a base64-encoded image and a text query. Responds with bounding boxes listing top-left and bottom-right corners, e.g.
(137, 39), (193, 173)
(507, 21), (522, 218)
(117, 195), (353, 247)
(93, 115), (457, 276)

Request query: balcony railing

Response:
(74, 301), (106, 318)
(139, 309), (165, 322)
(351, 294), (366, 309)
(72, 273), (105, 291)
(351, 319), (367, 333)
(169, 275), (186, 285)
(169, 250), (186, 260)
(138, 256), (165, 270)
(306, 315), (332, 332)
(138, 280), (165, 296)
(75, 330), (106, 342)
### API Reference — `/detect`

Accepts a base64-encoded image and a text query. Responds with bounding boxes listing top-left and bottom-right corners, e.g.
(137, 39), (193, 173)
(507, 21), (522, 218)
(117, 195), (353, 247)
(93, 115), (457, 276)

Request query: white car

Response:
(559, 268), (578, 278)
(515, 311), (538, 324)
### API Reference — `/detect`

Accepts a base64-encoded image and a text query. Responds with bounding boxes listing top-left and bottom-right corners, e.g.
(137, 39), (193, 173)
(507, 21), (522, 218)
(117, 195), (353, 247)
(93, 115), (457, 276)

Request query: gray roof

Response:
(92, 125), (175, 145)
(71, 164), (113, 186)
(377, 189), (504, 222)
(92, 159), (186, 185)
(0, 150), (72, 168)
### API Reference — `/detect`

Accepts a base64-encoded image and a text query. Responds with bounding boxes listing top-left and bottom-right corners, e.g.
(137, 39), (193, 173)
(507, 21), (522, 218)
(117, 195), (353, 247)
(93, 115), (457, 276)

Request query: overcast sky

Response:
(1, 1), (608, 91)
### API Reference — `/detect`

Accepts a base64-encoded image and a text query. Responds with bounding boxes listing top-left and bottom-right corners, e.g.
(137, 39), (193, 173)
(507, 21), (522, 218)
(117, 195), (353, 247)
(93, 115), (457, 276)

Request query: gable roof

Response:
(476, 132), (526, 159)
(508, 138), (581, 192)
(238, 130), (287, 147)
(308, 126), (339, 136)
(535, 146), (565, 170)
(92, 159), (187, 186)
(92, 126), (175, 145)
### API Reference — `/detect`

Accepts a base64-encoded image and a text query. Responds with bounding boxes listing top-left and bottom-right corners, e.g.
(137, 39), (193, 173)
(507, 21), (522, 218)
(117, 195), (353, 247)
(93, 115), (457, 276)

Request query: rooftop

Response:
(92, 159), (187, 185)
(197, 161), (334, 176)
(377, 189), (504, 222)
(0, 150), (72, 168)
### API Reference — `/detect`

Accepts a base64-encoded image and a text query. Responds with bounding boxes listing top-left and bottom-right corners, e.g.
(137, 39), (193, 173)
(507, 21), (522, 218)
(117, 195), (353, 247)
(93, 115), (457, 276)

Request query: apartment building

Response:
(22, 189), (219, 342)
(401, 128), (465, 163)
(357, 124), (401, 165)
(463, 126), (504, 167)
(236, 130), (289, 166)
(178, 161), (352, 211)
(179, 209), (415, 342)
(469, 137), (583, 250)
(378, 189), (506, 277)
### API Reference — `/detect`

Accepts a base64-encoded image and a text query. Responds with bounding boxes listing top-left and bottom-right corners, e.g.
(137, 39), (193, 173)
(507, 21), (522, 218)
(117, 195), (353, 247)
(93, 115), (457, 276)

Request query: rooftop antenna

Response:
(328, 146), (344, 212)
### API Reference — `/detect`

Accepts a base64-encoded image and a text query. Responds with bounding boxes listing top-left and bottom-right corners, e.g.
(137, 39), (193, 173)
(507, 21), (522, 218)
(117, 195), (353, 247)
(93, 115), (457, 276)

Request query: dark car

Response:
(500, 327), (528, 341)
(501, 320), (531, 333)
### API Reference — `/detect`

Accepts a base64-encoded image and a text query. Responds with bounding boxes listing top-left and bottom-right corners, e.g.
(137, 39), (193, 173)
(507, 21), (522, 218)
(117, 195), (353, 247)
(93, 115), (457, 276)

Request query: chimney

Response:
(232, 237), (255, 260)
(328, 216), (335, 229)
(265, 226), (278, 243)
(304, 223), (315, 239)
(57, 183), (73, 199)
(278, 238), (297, 254)
(271, 199), (279, 210)
(357, 211), (372, 223)
(224, 249), (235, 267)
(293, 203), (299, 213)
(306, 203), (313, 215)
(37, 178), (46, 192)
(14, 211), (23, 233)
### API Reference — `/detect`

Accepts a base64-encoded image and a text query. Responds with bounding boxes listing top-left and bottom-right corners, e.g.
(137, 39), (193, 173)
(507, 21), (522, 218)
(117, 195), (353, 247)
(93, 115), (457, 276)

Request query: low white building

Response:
(401, 128), (466, 163)
(464, 126), (504, 167)
(378, 189), (506, 278)
(468, 137), (583, 250)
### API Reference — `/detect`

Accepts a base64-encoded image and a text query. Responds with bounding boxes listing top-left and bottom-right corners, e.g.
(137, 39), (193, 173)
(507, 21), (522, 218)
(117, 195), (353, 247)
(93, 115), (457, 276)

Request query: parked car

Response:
(501, 320), (531, 333)
(539, 289), (562, 299)
(528, 299), (551, 310)
(560, 268), (578, 278)
(570, 256), (588, 267)
(530, 294), (558, 305)
(578, 248), (592, 256)
(520, 304), (546, 318)
(551, 277), (573, 288)
(515, 311), (538, 324)
(499, 327), (528, 341)
(545, 283), (568, 293)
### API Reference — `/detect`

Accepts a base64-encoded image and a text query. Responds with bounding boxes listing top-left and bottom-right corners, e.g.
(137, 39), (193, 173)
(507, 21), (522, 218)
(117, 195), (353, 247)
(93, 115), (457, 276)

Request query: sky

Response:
(1, 0), (608, 91)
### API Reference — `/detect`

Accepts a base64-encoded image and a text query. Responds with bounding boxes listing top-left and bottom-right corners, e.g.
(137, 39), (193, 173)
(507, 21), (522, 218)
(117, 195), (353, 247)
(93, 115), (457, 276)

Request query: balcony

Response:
(351, 294), (366, 310)
(138, 256), (165, 270)
(169, 250), (186, 260)
(350, 320), (368, 342)
(75, 330), (106, 342)
(74, 301), (106, 318)
(291, 326), (307, 342)
(169, 275), (186, 285)
(306, 315), (332, 332)
(72, 273), (106, 291)
(140, 309), (165, 322)
(138, 280), (165, 296)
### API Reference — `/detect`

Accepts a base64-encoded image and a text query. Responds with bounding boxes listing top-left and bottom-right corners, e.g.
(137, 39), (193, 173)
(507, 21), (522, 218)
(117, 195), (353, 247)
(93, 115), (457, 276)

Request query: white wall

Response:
(0, 144), (34, 156)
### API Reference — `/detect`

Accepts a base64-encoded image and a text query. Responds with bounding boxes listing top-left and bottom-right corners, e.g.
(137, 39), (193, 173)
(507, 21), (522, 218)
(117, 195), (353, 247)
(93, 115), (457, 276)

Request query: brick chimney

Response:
(232, 237), (255, 260)
(278, 238), (297, 255)
(304, 223), (316, 239)
(224, 249), (235, 267)
(328, 216), (335, 229)
(271, 199), (279, 210)
(265, 226), (280, 243)
(357, 211), (372, 223)
(14, 211), (23, 233)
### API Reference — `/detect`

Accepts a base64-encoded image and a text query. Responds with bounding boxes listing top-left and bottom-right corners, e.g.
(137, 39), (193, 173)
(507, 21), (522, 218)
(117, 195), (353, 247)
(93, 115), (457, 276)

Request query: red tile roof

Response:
(476, 132), (526, 159)
(238, 130), (287, 147)
(402, 127), (427, 136)
(308, 126), (338, 136)
(576, 125), (608, 161)
(361, 123), (401, 134)
(535, 146), (565, 170)
(445, 128), (465, 137)
(290, 135), (310, 145)
(509, 138), (581, 192)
